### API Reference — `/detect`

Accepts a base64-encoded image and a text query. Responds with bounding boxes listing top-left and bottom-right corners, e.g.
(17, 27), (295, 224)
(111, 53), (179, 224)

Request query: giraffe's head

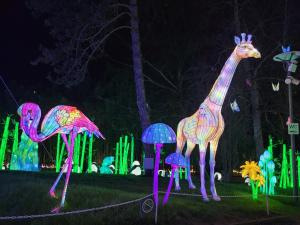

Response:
(234, 33), (261, 59)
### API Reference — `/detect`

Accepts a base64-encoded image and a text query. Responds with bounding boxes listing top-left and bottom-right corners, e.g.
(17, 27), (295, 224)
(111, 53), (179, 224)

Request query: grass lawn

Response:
(0, 171), (299, 225)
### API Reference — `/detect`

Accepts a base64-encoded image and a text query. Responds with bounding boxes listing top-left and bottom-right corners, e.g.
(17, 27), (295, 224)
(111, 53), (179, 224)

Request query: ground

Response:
(0, 171), (299, 225)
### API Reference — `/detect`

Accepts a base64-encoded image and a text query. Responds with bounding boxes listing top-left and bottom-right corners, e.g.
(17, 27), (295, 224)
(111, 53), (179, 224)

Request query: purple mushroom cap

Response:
(142, 123), (176, 144)
(165, 153), (186, 168)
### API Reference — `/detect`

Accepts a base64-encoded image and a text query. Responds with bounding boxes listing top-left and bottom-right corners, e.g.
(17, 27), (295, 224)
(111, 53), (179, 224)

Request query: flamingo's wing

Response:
(74, 111), (105, 139)
(40, 106), (61, 136)
(41, 105), (77, 136)
(41, 105), (105, 139)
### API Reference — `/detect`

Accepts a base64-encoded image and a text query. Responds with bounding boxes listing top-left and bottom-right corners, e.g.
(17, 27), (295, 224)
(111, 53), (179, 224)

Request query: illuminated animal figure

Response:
(100, 156), (114, 174)
(175, 33), (261, 201)
(18, 103), (105, 212)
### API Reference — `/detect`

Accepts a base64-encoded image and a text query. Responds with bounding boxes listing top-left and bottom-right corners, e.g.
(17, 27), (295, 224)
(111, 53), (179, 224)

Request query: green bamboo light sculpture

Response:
(297, 156), (300, 188)
(279, 144), (290, 188)
(87, 134), (94, 173)
(9, 121), (19, 170)
(73, 134), (81, 173)
(288, 148), (293, 187)
(114, 135), (135, 175)
(0, 116), (10, 170)
(55, 132), (93, 173)
(79, 132), (87, 173)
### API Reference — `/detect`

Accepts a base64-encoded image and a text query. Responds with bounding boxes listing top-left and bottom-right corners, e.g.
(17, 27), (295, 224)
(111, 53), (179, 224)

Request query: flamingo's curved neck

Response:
(28, 110), (48, 142)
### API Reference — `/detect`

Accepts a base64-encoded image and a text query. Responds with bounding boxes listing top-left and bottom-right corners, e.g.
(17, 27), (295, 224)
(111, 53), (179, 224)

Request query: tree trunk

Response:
(250, 81), (264, 157)
(129, 0), (152, 158)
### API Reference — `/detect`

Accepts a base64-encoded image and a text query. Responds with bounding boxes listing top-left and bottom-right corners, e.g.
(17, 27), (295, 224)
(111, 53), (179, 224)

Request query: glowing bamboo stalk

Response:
(0, 116), (10, 170)
(115, 142), (119, 174)
(57, 135), (71, 171)
(87, 134), (93, 173)
(268, 135), (273, 159)
(279, 144), (289, 188)
(130, 134), (134, 166)
(122, 135), (129, 174)
(79, 132), (87, 173)
(289, 148), (293, 187)
(72, 136), (78, 173)
(179, 167), (183, 179)
(56, 134), (61, 172)
(297, 156), (300, 188)
(119, 136), (123, 174)
(124, 142), (130, 174)
(73, 134), (81, 173)
(9, 122), (19, 170)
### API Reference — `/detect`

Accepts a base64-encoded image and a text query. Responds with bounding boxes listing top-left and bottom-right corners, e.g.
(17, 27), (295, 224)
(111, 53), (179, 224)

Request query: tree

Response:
(27, 0), (152, 158)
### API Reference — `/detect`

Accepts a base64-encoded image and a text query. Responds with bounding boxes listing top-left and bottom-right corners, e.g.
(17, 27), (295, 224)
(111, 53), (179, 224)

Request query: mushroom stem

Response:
(153, 143), (163, 205)
(163, 166), (176, 205)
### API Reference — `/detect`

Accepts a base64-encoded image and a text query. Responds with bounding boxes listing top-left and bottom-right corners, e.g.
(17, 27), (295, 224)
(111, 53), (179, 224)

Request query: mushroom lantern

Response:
(142, 123), (176, 206)
(163, 152), (186, 205)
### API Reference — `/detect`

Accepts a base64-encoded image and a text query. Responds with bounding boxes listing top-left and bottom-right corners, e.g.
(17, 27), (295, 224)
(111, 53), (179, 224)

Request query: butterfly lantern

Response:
(230, 99), (240, 112)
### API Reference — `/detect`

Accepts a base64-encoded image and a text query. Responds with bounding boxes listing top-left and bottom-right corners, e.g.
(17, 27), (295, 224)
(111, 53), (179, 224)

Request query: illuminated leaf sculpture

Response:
(18, 103), (105, 212)
(174, 33), (261, 201)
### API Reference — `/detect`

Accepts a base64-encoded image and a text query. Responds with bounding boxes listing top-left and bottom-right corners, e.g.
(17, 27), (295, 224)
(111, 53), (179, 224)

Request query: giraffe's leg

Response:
(174, 169), (180, 191)
(175, 120), (186, 191)
(49, 133), (70, 198)
(185, 141), (196, 189)
(209, 140), (221, 201)
(199, 142), (209, 202)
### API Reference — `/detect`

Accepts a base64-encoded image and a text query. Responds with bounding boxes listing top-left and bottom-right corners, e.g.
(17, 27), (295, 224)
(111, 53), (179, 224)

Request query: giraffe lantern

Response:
(174, 33), (261, 201)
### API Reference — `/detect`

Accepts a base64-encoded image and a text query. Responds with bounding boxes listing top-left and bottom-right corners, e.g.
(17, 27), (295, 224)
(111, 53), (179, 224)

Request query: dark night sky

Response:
(1, 0), (300, 115)
(0, 1), (48, 83)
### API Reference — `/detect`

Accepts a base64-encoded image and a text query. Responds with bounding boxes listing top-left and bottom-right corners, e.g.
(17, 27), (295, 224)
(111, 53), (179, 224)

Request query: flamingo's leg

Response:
(49, 134), (70, 198)
(60, 130), (77, 208)
(51, 131), (77, 213)
(50, 161), (69, 198)
(199, 142), (209, 202)
(185, 141), (196, 189)
(209, 140), (221, 201)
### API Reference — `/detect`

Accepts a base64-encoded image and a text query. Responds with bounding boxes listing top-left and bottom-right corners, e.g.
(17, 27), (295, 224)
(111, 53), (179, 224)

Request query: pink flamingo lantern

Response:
(17, 102), (105, 212)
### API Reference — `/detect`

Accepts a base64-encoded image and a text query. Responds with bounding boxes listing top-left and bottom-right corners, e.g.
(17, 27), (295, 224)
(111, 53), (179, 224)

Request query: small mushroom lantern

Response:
(142, 123), (176, 206)
(163, 152), (186, 205)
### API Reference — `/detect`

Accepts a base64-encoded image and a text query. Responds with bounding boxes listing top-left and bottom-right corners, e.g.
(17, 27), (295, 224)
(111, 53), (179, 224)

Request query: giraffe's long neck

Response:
(206, 51), (241, 107)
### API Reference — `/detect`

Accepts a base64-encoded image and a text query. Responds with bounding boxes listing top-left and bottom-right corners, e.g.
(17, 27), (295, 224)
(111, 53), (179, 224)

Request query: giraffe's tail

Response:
(176, 119), (186, 154)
